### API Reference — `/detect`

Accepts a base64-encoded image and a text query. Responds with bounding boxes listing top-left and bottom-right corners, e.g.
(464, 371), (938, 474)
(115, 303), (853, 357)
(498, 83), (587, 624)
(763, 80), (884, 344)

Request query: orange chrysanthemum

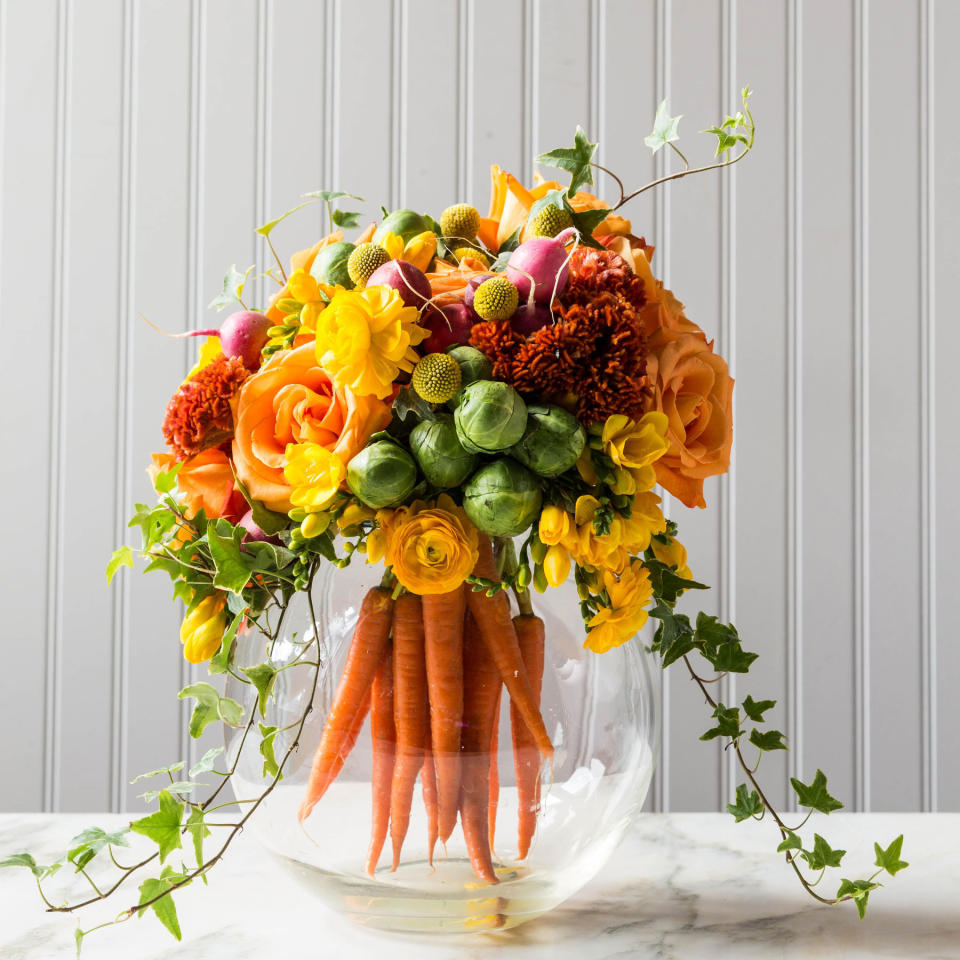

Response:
(162, 354), (250, 460)
(469, 248), (649, 424)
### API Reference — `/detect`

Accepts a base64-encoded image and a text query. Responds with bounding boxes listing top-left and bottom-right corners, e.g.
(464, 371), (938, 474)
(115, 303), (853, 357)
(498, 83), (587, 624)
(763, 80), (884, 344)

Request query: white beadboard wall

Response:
(0, 0), (955, 813)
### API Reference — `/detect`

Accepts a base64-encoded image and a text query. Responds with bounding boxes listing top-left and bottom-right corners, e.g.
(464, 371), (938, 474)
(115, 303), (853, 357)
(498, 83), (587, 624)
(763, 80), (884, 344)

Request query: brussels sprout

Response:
(509, 404), (587, 478)
(454, 380), (527, 454)
(463, 459), (543, 537)
(310, 240), (355, 288)
(444, 345), (493, 409)
(409, 415), (477, 488)
(346, 441), (417, 508)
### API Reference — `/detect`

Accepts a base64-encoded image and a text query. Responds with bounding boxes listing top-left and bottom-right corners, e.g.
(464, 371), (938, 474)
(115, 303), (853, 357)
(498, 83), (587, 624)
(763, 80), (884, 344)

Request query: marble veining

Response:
(1, 813), (957, 959)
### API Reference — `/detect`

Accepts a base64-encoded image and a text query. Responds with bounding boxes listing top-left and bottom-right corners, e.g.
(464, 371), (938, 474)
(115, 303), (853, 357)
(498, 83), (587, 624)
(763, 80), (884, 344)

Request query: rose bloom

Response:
(231, 342), (390, 513)
(149, 449), (244, 521)
(645, 332), (734, 509)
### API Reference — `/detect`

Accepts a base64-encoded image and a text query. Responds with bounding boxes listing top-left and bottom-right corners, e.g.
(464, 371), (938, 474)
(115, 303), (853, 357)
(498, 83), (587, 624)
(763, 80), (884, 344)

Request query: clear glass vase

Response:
(225, 558), (659, 933)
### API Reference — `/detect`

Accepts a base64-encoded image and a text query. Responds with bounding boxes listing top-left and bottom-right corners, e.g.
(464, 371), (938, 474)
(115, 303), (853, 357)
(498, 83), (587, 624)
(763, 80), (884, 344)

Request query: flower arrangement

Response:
(4, 88), (909, 947)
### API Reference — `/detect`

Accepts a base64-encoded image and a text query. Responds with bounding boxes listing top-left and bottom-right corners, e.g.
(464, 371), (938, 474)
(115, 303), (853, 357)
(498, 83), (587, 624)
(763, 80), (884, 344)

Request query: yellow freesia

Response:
(543, 544), (571, 587)
(339, 502), (376, 531)
(652, 536), (693, 581)
(180, 595), (228, 664)
(602, 411), (670, 494)
(620, 491), (667, 554)
(184, 336), (223, 383)
(379, 229), (438, 273)
(283, 442), (346, 512)
(287, 268), (338, 333)
(538, 505), (571, 546)
(314, 286), (429, 399)
(584, 561), (653, 654)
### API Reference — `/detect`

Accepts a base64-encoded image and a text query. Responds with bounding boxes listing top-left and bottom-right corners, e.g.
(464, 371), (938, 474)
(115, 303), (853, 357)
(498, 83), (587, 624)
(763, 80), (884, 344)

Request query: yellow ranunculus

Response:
(538, 505), (571, 546)
(602, 412), (670, 493)
(283, 442), (346, 512)
(314, 286), (429, 399)
(652, 536), (693, 581)
(584, 561), (653, 654)
(180, 595), (228, 664)
(184, 336), (223, 383)
(378, 494), (479, 594)
(379, 229), (438, 273)
(543, 544), (571, 587)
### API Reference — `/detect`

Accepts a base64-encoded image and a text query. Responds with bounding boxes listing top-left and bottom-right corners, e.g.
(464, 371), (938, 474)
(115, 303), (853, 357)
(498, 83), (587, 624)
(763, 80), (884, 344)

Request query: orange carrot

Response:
(459, 611), (502, 884)
(365, 643), (395, 875)
(314, 687), (371, 800)
(466, 536), (552, 759)
(299, 587), (394, 821)
(389, 593), (428, 870)
(422, 586), (466, 843)
(488, 687), (502, 851)
(512, 614), (545, 859)
(421, 724), (439, 865)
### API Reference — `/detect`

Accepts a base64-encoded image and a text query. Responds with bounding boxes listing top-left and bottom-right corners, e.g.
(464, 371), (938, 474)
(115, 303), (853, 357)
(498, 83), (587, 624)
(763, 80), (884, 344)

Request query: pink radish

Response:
(513, 302), (553, 336)
(421, 302), (474, 353)
(366, 260), (432, 309)
(506, 226), (578, 304)
(238, 509), (280, 545)
(185, 310), (272, 370)
(463, 274), (493, 311)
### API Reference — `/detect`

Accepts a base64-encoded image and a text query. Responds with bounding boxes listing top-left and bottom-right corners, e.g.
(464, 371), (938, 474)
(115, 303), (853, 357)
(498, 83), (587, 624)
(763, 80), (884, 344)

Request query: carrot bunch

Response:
(298, 537), (551, 883)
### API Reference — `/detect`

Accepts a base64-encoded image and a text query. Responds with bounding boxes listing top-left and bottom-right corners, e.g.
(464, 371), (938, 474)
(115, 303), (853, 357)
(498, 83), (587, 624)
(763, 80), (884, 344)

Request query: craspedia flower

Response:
(453, 246), (490, 267)
(347, 242), (391, 286)
(528, 204), (573, 238)
(473, 276), (519, 321)
(439, 203), (480, 242)
(411, 352), (462, 403)
(162, 354), (250, 459)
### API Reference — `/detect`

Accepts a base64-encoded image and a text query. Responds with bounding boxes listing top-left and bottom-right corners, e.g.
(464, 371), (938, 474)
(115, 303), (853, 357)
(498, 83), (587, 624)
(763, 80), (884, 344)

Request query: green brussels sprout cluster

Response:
(346, 441), (417, 508)
(510, 404), (586, 478)
(463, 459), (542, 537)
(454, 380), (528, 454)
(409, 415), (477, 488)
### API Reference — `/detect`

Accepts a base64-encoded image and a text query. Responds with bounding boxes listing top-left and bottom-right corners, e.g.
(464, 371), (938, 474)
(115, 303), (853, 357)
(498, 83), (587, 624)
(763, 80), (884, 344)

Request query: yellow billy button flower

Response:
(543, 544), (571, 587)
(538, 504), (571, 545)
(601, 411), (670, 493)
(180, 595), (227, 664)
(379, 229), (438, 273)
(652, 536), (693, 581)
(584, 561), (653, 654)
(315, 285), (429, 399)
(283, 442), (346, 513)
(286, 268), (337, 333)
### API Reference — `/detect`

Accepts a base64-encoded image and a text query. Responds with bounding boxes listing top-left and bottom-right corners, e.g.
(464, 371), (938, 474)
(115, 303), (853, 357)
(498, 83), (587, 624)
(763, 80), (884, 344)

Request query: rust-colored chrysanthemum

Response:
(470, 248), (649, 424)
(162, 354), (250, 459)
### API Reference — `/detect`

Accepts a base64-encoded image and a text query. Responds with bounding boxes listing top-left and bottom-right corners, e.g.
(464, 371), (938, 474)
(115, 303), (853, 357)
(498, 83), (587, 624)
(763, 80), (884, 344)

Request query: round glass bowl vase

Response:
(225, 559), (659, 933)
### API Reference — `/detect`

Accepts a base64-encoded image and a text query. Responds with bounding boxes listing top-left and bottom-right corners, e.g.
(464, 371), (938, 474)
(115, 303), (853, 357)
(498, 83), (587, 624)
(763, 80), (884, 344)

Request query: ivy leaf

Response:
(208, 264), (253, 311)
(244, 541), (297, 574)
(301, 189), (363, 203)
(178, 682), (245, 738)
(536, 125), (597, 197)
(129, 761), (185, 784)
(0, 853), (61, 879)
(259, 723), (280, 779)
(649, 603), (695, 667)
(206, 521), (255, 595)
(74, 928), (84, 957)
(256, 199), (316, 238)
(67, 827), (130, 872)
(208, 612), (245, 676)
(701, 123), (748, 159)
(393, 385), (436, 425)
(138, 781), (203, 804)
(701, 702), (741, 742)
(836, 878), (880, 919)
(130, 791), (184, 862)
(874, 835), (909, 876)
(696, 614), (759, 673)
(749, 728), (787, 752)
(331, 208), (362, 229)
(644, 99), (682, 153)
(137, 866), (187, 940)
(790, 769), (844, 814)
(742, 694), (776, 722)
(777, 830), (803, 852)
(231, 471), (290, 536)
(726, 783), (763, 822)
(106, 546), (134, 584)
(242, 662), (279, 718)
(184, 807), (210, 876)
(189, 746), (224, 778)
(801, 833), (846, 870)
(645, 558), (708, 604)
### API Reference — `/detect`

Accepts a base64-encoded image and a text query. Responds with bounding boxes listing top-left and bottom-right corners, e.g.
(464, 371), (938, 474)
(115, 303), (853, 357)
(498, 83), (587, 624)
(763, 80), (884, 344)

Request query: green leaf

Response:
(130, 791), (184, 862)
(185, 807), (210, 874)
(726, 783), (763, 822)
(536, 125), (598, 197)
(777, 830), (803, 852)
(700, 702), (741, 742)
(137, 866), (185, 940)
(649, 603), (696, 667)
(152, 461), (182, 494)
(244, 541), (297, 574)
(106, 545), (134, 584)
(242, 662), (279, 718)
(189, 746), (225, 778)
(874, 835), (909, 876)
(1, 853), (55, 878)
(206, 520), (255, 595)
(259, 723), (280, 779)
(67, 827), (130, 871)
(256, 199), (316, 237)
(331, 208), (362, 229)
(701, 124), (748, 159)
(749, 728), (787, 752)
(178, 682), (245, 738)
(836, 878), (880, 919)
(644, 99), (682, 153)
(301, 189), (363, 203)
(129, 761), (185, 784)
(208, 264), (254, 311)
(74, 928), (84, 957)
(231, 471), (290, 536)
(393, 384), (437, 425)
(801, 833), (846, 870)
(742, 694), (776, 722)
(570, 206), (612, 248)
(790, 769), (844, 814)
(696, 613), (759, 673)
(644, 557), (708, 604)
(138, 781), (202, 804)
(208, 611), (245, 676)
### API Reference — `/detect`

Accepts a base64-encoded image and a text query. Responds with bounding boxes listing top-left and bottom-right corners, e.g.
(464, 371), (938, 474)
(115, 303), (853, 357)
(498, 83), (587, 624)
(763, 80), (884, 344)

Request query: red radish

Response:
(421, 302), (474, 353)
(188, 310), (272, 370)
(238, 508), (280, 544)
(506, 227), (577, 304)
(513, 302), (553, 336)
(366, 260), (432, 309)
(463, 274), (493, 311)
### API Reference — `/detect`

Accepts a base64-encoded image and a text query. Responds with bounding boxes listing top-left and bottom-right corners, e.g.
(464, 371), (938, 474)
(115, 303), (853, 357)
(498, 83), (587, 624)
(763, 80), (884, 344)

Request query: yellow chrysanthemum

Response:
(314, 285), (429, 399)
(287, 268), (338, 333)
(584, 561), (653, 654)
(373, 494), (479, 594)
(184, 336), (223, 383)
(379, 229), (438, 273)
(283, 442), (346, 512)
(601, 411), (669, 494)
(180, 595), (228, 664)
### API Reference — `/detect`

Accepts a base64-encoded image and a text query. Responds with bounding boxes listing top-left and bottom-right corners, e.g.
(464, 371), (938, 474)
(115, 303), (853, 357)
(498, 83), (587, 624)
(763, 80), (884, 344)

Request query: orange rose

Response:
(644, 333), (733, 509)
(148, 449), (240, 521)
(231, 342), (390, 512)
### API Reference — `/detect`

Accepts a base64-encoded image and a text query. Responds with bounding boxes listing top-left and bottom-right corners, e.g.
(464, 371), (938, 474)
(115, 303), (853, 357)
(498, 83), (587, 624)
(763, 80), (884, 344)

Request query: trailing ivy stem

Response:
(265, 235), (288, 284)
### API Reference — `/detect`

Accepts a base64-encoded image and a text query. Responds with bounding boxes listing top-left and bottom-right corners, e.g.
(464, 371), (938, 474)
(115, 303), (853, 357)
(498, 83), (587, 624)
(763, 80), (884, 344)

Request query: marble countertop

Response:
(1, 813), (956, 959)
